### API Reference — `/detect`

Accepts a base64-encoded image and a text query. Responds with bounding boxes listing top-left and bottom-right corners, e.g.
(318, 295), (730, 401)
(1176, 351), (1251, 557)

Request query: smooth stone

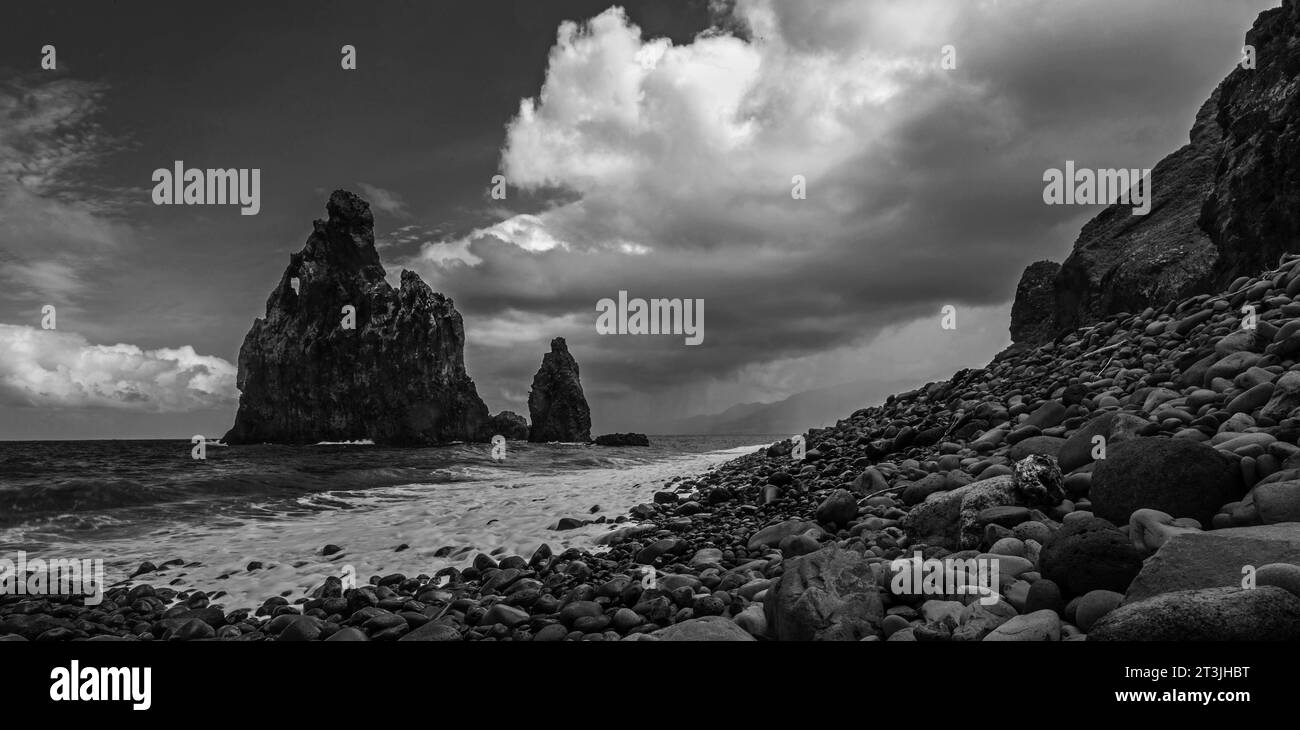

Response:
(481, 603), (530, 628)
(815, 489), (860, 527)
(983, 609), (1061, 641)
(951, 598), (1017, 641)
(1002, 580), (1030, 612)
(1007, 436), (1067, 461)
(881, 614), (911, 638)
(746, 520), (818, 551)
(1039, 517), (1143, 597)
(1090, 438), (1244, 526)
(1124, 524), (1300, 602)
(398, 621), (462, 641)
(1074, 589), (1124, 633)
(1024, 578), (1065, 615)
(730, 604), (766, 638)
(651, 615), (755, 641)
(1090, 586), (1300, 641)
(324, 627), (369, 641)
(919, 599), (964, 625)
(1012, 520), (1053, 544)
(689, 548), (724, 568)
(976, 505), (1032, 528)
(1256, 563), (1300, 597)
(988, 537), (1027, 558)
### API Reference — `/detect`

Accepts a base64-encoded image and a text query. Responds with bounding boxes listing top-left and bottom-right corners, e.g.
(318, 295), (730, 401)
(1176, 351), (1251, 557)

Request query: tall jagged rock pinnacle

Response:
(224, 190), (490, 445)
(1011, 0), (1300, 344)
(527, 337), (592, 443)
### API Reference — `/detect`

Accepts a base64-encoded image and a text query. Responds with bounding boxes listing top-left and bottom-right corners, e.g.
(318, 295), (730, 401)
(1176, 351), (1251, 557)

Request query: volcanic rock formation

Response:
(527, 337), (592, 443)
(1013, 0), (1300, 344)
(224, 190), (490, 445)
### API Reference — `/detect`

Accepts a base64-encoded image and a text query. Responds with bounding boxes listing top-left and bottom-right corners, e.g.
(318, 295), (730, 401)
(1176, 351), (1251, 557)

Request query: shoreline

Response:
(9, 254), (1300, 639)
(1, 439), (773, 626)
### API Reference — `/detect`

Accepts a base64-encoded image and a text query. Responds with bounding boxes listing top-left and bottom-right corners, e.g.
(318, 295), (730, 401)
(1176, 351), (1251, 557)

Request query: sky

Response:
(0, 0), (1280, 439)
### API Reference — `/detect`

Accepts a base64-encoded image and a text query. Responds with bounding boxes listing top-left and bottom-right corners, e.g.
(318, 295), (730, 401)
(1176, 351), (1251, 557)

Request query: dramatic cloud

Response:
(0, 1), (1275, 436)
(0, 75), (133, 310)
(404, 0), (1269, 428)
(356, 182), (409, 217)
(0, 324), (236, 412)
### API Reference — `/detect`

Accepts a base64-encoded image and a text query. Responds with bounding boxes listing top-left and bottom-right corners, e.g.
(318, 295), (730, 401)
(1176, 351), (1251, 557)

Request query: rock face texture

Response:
(1123, 525), (1300, 603)
(527, 337), (592, 443)
(1009, 261), (1061, 344)
(224, 190), (490, 446)
(1012, 1), (1300, 344)
(488, 411), (530, 440)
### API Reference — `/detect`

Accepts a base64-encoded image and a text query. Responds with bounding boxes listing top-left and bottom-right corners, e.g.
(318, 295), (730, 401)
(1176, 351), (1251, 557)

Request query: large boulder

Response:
(815, 489), (860, 529)
(746, 520), (820, 551)
(1233, 480), (1300, 525)
(1123, 523), (1300, 603)
(1260, 371), (1300, 420)
(900, 455), (1063, 550)
(951, 598), (1018, 641)
(1007, 435), (1066, 461)
(1088, 586), (1300, 641)
(651, 615), (756, 641)
(1057, 413), (1147, 472)
(224, 190), (491, 445)
(1089, 438), (1243, 525)
(982, 609), (1062, 642)
(527, 337), (592, 443)
(1039, 517), (1144, 598)
(763, 544), (884, 641)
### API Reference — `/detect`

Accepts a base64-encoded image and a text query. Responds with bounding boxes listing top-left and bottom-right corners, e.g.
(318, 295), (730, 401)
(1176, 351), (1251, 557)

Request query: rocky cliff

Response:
(224, 190), (490, 446)
(1009, 261), (1062, 344)
(1013, 0), (1300, 344)
(527, 337), (592, 443)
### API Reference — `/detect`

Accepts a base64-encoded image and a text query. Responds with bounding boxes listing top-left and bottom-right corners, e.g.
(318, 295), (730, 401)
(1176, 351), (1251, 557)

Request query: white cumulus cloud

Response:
(0, 324), (236, 412)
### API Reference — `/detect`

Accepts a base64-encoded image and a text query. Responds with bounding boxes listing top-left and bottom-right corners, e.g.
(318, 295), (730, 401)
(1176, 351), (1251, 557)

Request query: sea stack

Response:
(488, 411), (530, 440)
(527, 337), (592, 443)
(224, 190), (490, 446)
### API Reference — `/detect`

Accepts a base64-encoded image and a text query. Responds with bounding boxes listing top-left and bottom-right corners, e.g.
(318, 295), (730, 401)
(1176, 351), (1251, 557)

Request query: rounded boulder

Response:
(1090, 438), (1244, 526)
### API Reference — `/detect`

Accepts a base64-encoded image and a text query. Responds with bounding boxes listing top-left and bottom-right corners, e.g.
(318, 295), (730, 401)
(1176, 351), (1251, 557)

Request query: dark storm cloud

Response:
(0, 0), (1280, 436)
(402, 0), (1275, 427)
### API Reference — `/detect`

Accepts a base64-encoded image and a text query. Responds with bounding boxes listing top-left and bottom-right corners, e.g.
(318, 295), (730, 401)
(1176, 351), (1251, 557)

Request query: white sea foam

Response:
(27, 443), (760, 609)
(313, 439), (375, 446)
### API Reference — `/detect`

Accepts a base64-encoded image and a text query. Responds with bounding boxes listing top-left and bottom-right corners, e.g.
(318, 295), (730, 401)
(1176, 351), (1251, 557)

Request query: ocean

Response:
(0, 436), (775, 609)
